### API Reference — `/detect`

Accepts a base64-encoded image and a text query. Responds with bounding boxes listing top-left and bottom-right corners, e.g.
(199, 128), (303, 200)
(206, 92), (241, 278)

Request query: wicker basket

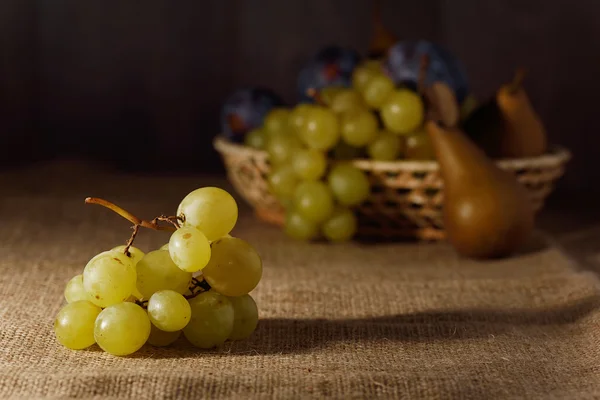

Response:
(214, 136), (571, 241)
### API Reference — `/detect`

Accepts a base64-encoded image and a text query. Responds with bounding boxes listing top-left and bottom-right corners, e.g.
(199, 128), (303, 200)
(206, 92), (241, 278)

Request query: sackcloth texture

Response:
(1, 162), (599, 399)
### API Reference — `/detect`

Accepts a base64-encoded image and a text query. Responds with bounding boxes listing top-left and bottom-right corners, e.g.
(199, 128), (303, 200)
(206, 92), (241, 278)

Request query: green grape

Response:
(284, 209), (319, 241)
(363, 59), (383, 71)
(405, 131), (436, 160)
(168, 226), (211, 273)
(83, 250), (136, 308)
(159, 243), (170, 251)
(292, 149), (327, 181)
(147, 290), (191, 332)
(328, 163), (371, 206)
(332, 141), (364, 160)
(263, 108), (291, 136)
(183, 291), (234, 349)
(340, 110), (378, 147)
(322, 207), (358, 242)
(202, 237), (262, 297)
(352, 65), (381, 93)
(266, 134), (302, 166)
(380, 89), (424, 134)
(367, 131), (404, 161)
(268, 165), (298, 200)
(329, 89), (365, 114)
(94, 302), (151, 356)
(320, 86), (344, 106)
(298, 106), (340, 151)
(136, 250), (192, 299)
(147, 324), (181, 347)
(228, 294), (259, 340)
(293, 180), (334, 224)
(177, 187), (238, 241)
(54, 300), (102, 350)
(363, 74), (395, 109)
(244, 128), (267, 149)
(288, 104), (314, 135)
(64, 274), (87, 303)
(111, 245), (145, 265)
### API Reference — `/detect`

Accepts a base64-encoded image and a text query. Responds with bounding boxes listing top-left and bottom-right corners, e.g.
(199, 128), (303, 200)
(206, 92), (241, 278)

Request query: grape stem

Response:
(85, 197), (177, 232)
(123, 225), (140, 256)
(184, 277), (212, 300)
(305, 88), (326, 106)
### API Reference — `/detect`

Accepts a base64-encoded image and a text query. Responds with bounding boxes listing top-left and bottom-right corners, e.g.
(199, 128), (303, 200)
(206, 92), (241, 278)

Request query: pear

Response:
(496, 68), (547, 157)
(367, 0), (398, 59)
(426, 120), (534, 259)
(463, 69), (547, 158)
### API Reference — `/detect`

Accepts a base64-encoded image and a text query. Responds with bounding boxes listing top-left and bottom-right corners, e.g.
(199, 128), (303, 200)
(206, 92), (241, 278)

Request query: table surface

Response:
(1, 160), (600, 399)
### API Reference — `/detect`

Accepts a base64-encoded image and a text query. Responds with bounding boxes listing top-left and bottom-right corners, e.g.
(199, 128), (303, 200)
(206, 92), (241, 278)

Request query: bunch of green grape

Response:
(243, 59), (437, 242)
(54, 187), (262, 356)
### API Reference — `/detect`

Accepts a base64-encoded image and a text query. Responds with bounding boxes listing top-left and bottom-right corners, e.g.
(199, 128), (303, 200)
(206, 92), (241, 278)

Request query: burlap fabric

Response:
(1, 162), (599, 399)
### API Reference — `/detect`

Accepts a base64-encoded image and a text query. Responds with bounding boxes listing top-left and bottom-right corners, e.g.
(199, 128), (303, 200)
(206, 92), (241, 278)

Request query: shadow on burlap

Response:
(1, 166), (599, 399)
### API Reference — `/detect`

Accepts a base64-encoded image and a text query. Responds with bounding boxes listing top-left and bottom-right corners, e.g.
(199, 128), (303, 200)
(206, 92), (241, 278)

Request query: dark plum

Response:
(384, 40), (469, 103)
(220, 88), (284, 142)
(297, 46), (361, 102)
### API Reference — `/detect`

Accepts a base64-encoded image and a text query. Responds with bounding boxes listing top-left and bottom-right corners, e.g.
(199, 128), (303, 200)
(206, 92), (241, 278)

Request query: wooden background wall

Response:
(1, 0), (598, 198)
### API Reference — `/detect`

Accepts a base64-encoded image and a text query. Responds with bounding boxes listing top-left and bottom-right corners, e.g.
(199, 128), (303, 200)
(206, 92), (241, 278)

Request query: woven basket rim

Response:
(213, 135), (571, 171)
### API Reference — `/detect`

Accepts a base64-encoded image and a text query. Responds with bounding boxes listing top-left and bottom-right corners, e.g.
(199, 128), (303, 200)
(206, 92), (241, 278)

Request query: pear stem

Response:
(305, 88), (326, 106)
(508, 67), (527, 94)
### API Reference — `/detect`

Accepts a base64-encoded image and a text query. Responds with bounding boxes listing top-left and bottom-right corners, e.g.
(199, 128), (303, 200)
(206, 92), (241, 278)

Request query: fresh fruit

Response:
(147, 324), (181, 347)
(362, 74), (395, 109)
(367, 0), (398, 59)
(136, 250), (192, 299)
(380, 89), (424, 134)
(322, 207), (358, 242)
(340, 110), (379, 147)
(320, 86), (345, 106)
(367, 131), (403, 161)
(292, 149), (327, 181)
(266, 134), (302, 165)
(221, 87), (284, 142)
(268, 165), (299, 200)
(64, 274), (87, 303)
(384, 40), (469, 103)
(244, 128), (267, 149)
(177, 187), (238, 241)
(263, 108), (291, 137)
(201, 237), (263, 297)
(82, 250), (136, 308)
(426, 120), (534, 258)
(404, 131), (436, 160)
(298, 106), (340, 151)
(54, 301), (102, 350)
(284, 210), (319, 241)
(327, 163), (371, 206)
(495, 69), (547, 157)
(55, 186), (263, 356)
(147, 290), (191, 332)
(425, 81), (459, 128)
(183, 291), (234, 349)
(111, 245), (145, 265)
(293, 180), (335, 224)
(329, 89), (365, 114)
(94, 302), (151, 356)
(168, 226), (211, 273)
(288, 103), (314, 134)
(352, 64), (383, 93)
(297, 46), (360, 102)
(228, 294), (259, 340)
